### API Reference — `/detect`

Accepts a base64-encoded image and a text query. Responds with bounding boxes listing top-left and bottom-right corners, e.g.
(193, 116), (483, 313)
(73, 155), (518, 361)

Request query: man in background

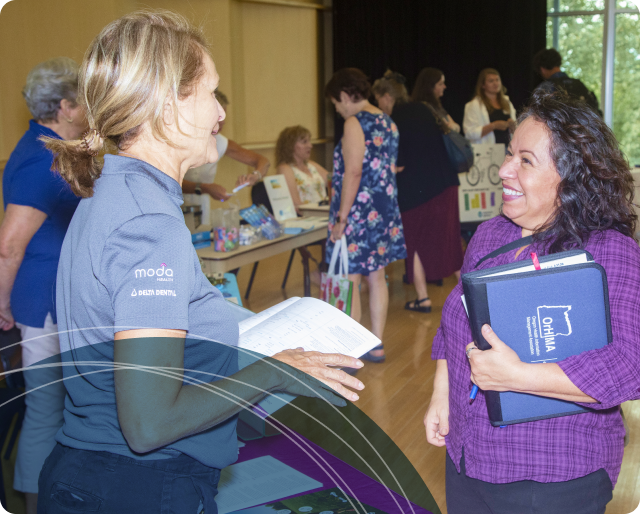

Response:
(533, 48), (601, 115)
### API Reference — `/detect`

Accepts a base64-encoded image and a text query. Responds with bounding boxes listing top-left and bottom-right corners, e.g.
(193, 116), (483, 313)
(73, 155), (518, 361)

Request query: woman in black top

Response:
(373, 70), (463, 313)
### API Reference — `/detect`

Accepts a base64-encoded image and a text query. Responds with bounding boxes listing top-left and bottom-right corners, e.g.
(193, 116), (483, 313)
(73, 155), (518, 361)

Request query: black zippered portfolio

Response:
(462, 250), (612, 426)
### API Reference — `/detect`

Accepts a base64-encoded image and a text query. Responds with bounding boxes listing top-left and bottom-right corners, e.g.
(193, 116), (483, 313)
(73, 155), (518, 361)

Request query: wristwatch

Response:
(194, 183), (202, 195)
(336, 214), (347, 224)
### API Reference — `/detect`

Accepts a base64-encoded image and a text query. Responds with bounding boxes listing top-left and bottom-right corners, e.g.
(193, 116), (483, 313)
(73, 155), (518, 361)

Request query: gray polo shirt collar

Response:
(102, 154), (184, 203)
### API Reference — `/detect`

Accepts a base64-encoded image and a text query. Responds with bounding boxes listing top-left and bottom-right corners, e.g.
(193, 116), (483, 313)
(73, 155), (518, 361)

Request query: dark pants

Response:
(446, 450), (613, 514)
(38, 443), (220, 514)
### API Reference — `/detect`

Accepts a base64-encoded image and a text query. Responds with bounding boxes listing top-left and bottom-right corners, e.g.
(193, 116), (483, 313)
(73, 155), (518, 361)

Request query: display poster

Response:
(264, 175), (297, 222)
(458, 143), (506, 223)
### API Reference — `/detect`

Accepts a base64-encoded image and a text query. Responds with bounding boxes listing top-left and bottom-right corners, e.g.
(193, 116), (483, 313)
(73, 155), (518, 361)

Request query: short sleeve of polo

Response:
(102, 214), (195, 331)
(6, 153), (61, 216)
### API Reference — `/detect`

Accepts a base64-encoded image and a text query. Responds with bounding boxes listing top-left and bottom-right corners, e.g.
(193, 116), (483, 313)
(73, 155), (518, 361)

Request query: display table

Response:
(298, 202), (330, 218)
(236, 433), (435, 514)
(197, 222), (327, 297)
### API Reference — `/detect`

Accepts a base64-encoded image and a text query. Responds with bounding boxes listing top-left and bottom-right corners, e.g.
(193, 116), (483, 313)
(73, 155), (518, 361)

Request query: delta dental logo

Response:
(526, 305), (572, 360)
(135, 263), (174, 281)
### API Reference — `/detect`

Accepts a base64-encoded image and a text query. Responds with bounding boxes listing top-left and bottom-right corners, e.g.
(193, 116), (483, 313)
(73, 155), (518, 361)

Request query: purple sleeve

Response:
(431, 220), (496, 361)
(559, 234), (640, 409)
(431, 326), (446, 360)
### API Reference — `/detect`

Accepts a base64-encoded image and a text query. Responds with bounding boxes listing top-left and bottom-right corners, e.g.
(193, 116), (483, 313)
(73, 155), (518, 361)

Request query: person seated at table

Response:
(38, 11), (364, 513)
(276, 125), (330, 211)
(182, 90), (271, 225)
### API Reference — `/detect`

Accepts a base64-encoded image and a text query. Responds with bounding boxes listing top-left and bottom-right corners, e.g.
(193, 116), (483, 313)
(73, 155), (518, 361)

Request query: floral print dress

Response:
(327, 110), (407, 275)
(292, 163), (327, 204)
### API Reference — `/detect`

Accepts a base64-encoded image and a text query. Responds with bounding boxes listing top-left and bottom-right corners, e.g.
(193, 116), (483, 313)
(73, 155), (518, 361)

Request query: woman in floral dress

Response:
(325, 68), (407, 363)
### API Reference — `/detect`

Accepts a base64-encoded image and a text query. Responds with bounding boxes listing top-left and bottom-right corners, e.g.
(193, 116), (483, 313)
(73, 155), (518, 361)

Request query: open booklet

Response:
(238, 296), (379, 357)
(234, 297), (380, 414)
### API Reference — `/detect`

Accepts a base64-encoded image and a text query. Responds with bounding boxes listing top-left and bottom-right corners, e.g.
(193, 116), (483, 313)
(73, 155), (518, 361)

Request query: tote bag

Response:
(320, 235), (353, 315)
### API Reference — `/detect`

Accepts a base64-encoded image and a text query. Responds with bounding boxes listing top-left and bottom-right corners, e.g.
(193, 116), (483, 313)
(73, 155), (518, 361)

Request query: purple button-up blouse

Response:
(432, 215), (640, 486)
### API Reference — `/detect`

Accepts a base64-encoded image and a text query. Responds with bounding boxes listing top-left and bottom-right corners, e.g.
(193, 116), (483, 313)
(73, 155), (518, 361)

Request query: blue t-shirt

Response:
(2, 120), (80, 327)
(56, 154), (240, 469)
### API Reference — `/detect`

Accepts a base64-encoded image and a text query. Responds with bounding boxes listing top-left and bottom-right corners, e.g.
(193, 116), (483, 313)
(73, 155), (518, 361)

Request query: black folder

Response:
(462, 250), (612, 426)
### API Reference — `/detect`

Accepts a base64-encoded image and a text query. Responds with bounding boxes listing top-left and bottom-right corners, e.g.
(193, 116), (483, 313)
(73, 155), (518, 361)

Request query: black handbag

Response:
(424, 102), (474, 174)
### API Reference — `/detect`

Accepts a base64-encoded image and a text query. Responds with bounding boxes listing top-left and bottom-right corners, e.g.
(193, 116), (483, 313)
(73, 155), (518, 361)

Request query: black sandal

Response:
(404, 297), (432, 313)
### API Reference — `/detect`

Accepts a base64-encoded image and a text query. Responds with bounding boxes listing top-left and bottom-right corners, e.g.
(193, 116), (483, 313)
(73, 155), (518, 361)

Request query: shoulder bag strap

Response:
(422, 102), (449, 134)
(475, 235), (534, 269)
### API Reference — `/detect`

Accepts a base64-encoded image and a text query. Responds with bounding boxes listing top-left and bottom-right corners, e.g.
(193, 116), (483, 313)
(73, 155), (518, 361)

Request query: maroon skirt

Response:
(401, 185), (463, 282)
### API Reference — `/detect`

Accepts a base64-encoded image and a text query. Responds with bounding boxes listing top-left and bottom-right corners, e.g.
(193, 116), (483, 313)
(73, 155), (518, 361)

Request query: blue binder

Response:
(462, 250), (612, 426)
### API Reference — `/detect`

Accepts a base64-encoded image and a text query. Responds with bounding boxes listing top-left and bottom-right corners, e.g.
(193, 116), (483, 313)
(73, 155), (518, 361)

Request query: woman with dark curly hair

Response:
(424, 90), (640, 513)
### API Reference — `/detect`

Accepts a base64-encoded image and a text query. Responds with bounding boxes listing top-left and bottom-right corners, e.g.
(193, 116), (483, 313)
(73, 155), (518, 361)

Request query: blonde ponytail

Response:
(42, 10), (209, 198)
(41, 130), (106, 198)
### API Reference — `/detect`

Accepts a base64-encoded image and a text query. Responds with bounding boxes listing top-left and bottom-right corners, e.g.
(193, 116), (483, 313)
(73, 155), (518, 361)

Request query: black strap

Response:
(475, 235), (533, 268)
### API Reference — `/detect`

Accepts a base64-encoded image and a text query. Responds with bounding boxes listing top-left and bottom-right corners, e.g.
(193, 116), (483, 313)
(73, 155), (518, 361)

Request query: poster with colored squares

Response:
(458, 143), (506, 223)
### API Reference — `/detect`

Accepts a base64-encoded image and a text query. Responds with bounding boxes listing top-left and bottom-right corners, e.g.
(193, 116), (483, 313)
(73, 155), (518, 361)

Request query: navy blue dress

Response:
(327, 111), (407, 275)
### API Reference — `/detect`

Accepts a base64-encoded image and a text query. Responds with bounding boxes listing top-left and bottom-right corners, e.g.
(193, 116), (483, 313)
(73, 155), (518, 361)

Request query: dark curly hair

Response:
(519, 89), (637, 253)
(325, 68), (371, 102)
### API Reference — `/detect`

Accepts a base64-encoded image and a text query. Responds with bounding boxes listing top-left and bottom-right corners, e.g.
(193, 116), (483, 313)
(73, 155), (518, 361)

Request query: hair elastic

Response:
(82, 129), (103, 156)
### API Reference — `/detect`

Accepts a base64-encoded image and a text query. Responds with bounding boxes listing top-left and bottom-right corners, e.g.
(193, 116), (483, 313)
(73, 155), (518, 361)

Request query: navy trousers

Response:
(38, 443), (220, 514)
(446, 450), (613, 514)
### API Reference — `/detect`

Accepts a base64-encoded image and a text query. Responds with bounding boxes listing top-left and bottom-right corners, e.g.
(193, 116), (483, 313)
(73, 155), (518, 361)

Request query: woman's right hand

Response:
(202, 183), (232, 202)
(271, 348), (364, 405)
(492, 120), (510, 131)
(330, 220), (346, 243)
(424, 390), (449, 447)
(0, 304), (14, 331)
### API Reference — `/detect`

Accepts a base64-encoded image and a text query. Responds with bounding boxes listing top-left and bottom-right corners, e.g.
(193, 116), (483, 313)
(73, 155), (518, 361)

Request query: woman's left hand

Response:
(507, 118), (516, 133)
(235, 171), (261, 189)
(330, 220), (346, 243)
(466, 324), (524, 392)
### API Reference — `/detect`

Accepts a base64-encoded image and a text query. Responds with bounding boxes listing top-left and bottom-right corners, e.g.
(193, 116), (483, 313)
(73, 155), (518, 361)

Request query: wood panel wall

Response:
(0, 0), (332, 220)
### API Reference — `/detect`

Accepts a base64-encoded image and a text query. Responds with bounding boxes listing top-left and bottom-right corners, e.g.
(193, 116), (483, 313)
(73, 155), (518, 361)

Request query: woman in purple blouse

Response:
(425, 90), (640, 513)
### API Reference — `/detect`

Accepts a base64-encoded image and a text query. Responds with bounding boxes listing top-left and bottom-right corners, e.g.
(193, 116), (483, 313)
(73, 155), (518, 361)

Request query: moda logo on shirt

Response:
(135, 263), (174, 281)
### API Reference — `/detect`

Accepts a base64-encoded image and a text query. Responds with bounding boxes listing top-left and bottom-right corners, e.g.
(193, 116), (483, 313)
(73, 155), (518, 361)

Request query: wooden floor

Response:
(240, 246), (640, 514)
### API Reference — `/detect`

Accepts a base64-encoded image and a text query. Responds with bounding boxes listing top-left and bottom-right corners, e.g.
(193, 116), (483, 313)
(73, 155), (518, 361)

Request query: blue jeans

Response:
(38, 444), (220, 514)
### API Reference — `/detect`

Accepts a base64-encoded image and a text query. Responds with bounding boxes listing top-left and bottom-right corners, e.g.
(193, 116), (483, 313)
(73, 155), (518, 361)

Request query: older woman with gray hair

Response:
(0, 56), (86, 513)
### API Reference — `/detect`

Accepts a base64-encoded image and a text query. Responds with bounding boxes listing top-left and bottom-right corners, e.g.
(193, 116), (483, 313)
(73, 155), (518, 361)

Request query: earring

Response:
(65, 117), (73, 123)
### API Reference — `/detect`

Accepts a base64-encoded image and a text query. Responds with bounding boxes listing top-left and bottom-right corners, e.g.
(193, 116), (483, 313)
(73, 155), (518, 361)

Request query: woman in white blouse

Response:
(463, 68), (516, 145)
(276, 125), (329, 210)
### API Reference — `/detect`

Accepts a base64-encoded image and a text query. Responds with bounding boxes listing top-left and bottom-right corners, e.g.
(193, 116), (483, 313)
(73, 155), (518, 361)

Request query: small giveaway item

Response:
(239, 204), (283, 240)
(211, 205), (240, 252)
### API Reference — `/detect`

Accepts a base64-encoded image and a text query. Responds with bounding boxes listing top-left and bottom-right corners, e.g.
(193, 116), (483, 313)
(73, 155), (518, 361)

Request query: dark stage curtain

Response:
(332, 0), (547, 140)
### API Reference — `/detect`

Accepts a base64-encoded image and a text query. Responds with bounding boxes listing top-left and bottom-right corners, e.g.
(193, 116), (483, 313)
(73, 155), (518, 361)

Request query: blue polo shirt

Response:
(56, 154), (240, 469)
(2, 120), (80, 327)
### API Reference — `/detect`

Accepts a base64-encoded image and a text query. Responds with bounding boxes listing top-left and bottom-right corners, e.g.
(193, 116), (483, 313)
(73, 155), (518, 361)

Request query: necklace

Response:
(294, 160), (311, 175)
(118, 150), (139, 159)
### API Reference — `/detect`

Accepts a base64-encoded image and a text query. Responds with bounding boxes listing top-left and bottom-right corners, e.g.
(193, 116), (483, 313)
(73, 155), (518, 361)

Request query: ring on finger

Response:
(466, 347), (477, 360)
